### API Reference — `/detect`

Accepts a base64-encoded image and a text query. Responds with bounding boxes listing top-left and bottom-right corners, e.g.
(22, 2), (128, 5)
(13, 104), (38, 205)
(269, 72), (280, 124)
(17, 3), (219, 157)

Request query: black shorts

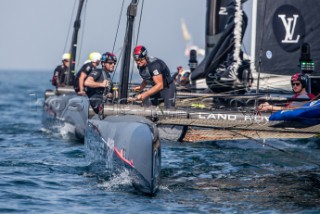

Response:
(88, 93), (103, 114)
(150, 82), (176, 108)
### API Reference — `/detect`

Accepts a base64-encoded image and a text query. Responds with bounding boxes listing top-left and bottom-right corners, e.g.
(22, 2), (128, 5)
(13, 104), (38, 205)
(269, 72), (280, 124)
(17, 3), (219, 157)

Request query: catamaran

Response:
(43, 0), (320, 194)
(43, 0), (161, 195)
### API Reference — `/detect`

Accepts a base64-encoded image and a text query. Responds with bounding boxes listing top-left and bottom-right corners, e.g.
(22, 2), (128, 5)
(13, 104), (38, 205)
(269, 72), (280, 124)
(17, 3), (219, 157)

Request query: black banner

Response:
(255, 0), (320, 75)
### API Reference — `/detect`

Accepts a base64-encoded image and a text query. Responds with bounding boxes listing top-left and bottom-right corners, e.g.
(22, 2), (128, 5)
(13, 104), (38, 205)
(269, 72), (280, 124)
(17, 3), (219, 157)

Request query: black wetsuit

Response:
(138, 57), (176, 108)
(52, 65), (74, 86)
(73, 62), (95, 93)
(86, 69), (113, 114)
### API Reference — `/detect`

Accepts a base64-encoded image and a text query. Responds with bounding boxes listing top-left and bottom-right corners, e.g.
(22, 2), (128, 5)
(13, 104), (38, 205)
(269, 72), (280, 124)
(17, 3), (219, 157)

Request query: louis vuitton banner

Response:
(255, 0), (320, 75)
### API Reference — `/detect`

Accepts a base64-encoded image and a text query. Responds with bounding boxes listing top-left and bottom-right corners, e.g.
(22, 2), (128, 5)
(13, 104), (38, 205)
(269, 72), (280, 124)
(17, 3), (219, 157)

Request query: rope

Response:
(97, 0), (126, 120)
(256, 0), (269, 100)
(135, 0), (144, 46)
(129, 0), (145, 85)
(76, 0), (87, 70)
(111, 48), (124, 84)
(112, 0), (126, 53)
(108, 0), (126, 84)
(63, 0), (77, 54)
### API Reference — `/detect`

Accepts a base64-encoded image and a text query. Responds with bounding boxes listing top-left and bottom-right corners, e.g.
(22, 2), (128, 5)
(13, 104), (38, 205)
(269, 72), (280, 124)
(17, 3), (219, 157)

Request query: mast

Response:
(119, 0), (138, 104)
(67, 0), (85, 85)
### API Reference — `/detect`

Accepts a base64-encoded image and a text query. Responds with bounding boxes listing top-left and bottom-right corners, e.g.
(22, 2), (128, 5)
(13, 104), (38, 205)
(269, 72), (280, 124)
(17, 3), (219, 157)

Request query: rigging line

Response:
(134, 0), (144, 47)
(256, 0), (268, 103)
(109, 0), (126, 83)
(129, 0), (144, 85)
(111, 47), (124, 83)
(109, 48), (124, 85)
(205, 77), (288, 94)
(77, 0), (88, 70)
(112, 0), (126, 53)
(228, 129), (320, 167)
(110, 19), (130, 83)
(64, 0), (77, 53)
(206, 71), (288, 88)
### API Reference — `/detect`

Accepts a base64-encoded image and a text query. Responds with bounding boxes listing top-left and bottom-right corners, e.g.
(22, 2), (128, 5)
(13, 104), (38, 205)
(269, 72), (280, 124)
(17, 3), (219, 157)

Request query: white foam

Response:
(59, 122), (76, 140)
(98, 169), (132, 190)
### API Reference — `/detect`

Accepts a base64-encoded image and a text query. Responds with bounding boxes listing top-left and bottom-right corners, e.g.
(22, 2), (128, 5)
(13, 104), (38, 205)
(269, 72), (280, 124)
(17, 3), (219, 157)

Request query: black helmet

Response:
(133, 45), (148, 61)
(101, 52), (117, 63)
(291, 73), (307, 88)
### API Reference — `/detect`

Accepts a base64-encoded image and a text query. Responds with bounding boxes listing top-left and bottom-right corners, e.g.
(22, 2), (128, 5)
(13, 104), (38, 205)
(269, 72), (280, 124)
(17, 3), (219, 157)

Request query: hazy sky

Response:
(0, 0), (206, 73)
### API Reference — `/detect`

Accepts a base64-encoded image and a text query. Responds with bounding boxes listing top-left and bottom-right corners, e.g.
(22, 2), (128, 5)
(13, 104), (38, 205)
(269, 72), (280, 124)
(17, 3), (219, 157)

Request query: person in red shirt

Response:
(258, 73), (315, 111)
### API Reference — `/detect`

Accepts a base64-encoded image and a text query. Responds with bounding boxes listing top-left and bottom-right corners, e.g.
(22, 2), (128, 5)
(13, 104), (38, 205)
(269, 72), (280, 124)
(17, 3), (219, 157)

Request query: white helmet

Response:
(62, 53), (71, 61)
(89, 52), (102, 63)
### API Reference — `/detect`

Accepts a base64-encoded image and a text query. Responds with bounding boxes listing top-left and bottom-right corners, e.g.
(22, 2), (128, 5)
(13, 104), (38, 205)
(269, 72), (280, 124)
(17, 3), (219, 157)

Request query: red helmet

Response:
(291, 73), (307, 88)
(133, 45), (148, 61)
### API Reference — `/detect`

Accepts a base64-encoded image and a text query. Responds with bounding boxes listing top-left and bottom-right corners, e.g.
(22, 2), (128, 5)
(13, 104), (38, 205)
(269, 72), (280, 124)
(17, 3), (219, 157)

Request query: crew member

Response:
(74, 52), (101, 95)
(133, 45), (176, 108)
(179, 69), (191, 87)
(84, 52), (116, 114)
(172, 66), (183, 85)
(258, 73), (315, 111)
(51, 53), (74, 87)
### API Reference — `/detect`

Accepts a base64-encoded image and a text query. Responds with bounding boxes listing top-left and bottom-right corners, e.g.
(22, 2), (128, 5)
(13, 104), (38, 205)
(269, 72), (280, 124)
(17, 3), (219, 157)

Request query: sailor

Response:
(258, 73), (315, 111)
(172, 66), (191, 90)
(73, 52), (101, 95)
(172, 66), (184, 85)
(51, 53), (74, 87)
(133, 45), (176, 108)
(84, 52), (116, 114)
(179, 69), (191, 87)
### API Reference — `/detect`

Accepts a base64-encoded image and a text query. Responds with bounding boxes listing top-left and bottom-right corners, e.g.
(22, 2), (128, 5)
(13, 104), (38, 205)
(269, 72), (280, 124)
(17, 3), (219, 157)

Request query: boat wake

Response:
(97, 170), (133, 190)
(82, 162), (135, 192)
(59, 122), (77, 140)
(41, 120), (79, 141)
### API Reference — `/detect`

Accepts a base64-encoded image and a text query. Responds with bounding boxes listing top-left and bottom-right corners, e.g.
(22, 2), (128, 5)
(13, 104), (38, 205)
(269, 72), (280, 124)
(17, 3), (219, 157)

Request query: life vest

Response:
(73, 62), (95, 92)
(85, 69), (112, 97)
(51, 65), (65, 86)
(138, 57), (173, 88)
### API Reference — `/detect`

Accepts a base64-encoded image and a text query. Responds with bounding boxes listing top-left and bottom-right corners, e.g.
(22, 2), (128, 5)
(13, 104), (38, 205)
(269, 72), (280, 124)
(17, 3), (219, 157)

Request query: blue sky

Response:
(0, 0), (206, 73)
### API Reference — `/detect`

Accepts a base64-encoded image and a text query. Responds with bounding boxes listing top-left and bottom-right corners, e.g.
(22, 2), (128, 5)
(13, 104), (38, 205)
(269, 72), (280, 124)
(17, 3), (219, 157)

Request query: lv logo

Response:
(278, 14), (300, 43)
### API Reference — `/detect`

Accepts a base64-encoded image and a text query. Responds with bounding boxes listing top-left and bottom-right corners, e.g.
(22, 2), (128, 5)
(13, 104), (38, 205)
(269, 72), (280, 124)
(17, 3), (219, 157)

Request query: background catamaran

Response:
(190, 0), (320, 95)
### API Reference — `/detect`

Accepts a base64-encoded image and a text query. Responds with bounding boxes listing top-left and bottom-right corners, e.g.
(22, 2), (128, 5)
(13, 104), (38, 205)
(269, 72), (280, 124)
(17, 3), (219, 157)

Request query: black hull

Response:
(86, 115), (161, 195)
(42, 91), (89, 140)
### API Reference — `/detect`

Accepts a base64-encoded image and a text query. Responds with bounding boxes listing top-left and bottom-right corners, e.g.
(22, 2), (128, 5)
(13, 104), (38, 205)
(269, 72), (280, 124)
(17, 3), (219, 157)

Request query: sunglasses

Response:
(183, 73), (190, 77)
(106, 61), (116, 65)
(292, 82), (301, 86)
(135, 58), (145, 63)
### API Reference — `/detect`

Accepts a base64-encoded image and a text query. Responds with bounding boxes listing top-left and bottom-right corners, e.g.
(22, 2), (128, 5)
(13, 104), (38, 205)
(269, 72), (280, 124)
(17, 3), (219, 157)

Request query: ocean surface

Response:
(1, 70), (320, 214)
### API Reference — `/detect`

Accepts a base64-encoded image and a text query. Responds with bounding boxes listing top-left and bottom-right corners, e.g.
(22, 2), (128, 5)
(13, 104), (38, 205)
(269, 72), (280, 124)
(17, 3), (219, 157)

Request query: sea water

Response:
(0, 70), (320, 214)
